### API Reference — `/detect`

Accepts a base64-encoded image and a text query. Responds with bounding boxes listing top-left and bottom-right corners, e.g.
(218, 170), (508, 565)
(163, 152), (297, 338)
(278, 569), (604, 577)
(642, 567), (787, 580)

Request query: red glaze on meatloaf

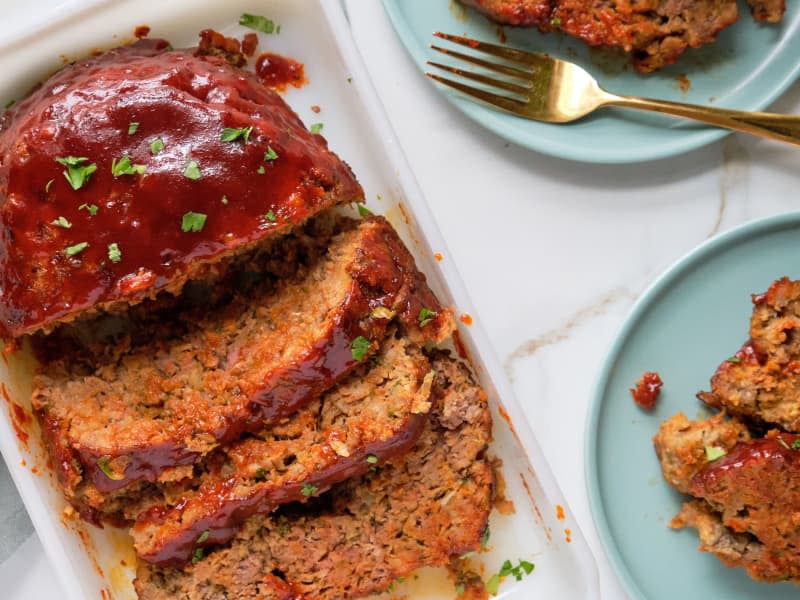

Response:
(0, 38), (362, 338)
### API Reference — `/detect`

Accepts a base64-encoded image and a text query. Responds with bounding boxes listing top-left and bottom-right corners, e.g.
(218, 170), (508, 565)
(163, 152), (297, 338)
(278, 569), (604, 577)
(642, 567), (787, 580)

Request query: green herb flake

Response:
(4, 99), (15, 109)
(192, 548), (204, 565)
(79, 203), (99, 216)
(357, 204), (372, 217)
(309, 122), (324, 135)
(347, 76), (352, 84)
(300, 482), (318, 497)
(55, 156), (97, 191)
(221, 195), (229, 205)
(127, 122), (139, 135)
(704, 445), (726, 461)
(96, 456), (123, 480)
(726, 356), (742, 364)
(257, 165), (266, 174)
(370, 306), (394, 320)
(51, 216), (72, 229)
(254, 467), (267, 481)
(263, 146), (278, 161)
(350, 336), (370, 361)
(418, 307), (437, 327)
(276, 24), (281, 34)
(220, 126), (253, 143)
(519, 560), (535, 576)
(64, 241), (89, 257)
(366, 454), (378, 464)
(550, 16), (562, 26)
(239, 13), (276, 34)
(265, 210), (276, 222)
(485, 574), (501, 596)
(111, 155), (147, 177)
(480, 526), (490, 549)
(150, 138), (164, 154)
(792, 439), (800, 450)
(181, 211), (207, 233)
(183, 160), (202, 180)
(107, 243), (122, 263)
(455, 583), (466, 596)
(196, 530), (210, 544)
(45, 178), (55, 193)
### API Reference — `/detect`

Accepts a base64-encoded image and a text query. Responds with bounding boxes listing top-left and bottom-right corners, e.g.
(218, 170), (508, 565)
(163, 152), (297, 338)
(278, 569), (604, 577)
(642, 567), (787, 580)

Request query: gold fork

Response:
(427, 32), (800, 146)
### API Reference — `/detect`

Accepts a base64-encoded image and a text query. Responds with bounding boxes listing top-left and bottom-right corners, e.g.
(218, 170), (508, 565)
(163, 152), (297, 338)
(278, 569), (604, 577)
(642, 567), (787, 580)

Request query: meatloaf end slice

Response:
(0, 38), (363, 339)
(33, 216), (454, 503)
(134, 349), (493, 599)
(698, 278), (800, 431)
(653, 411), (751, 494)
(748, 0), (785, 22)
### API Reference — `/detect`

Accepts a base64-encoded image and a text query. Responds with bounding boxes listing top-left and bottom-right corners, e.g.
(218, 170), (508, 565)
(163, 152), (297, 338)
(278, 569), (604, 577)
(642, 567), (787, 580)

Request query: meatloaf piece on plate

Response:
(134, 350), (493, 599)
(33, 216), (453, 511)
(0, 38), (363, 339)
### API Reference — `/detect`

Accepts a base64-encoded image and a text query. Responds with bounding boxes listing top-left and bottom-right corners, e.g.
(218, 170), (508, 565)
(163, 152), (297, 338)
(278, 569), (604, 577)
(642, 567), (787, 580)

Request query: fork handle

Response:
(603, 93), (800, 146)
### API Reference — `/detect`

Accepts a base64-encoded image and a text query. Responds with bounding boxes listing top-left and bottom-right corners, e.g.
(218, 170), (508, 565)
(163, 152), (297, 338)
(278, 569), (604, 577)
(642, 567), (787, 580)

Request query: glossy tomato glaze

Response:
(630, 371), (663, 410)
(255, 52), (305, 91)
(0, 39), (362, 338)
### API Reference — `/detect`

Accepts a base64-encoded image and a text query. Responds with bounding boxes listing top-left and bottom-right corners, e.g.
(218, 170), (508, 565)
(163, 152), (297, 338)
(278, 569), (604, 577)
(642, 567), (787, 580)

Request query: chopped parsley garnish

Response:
(257, 165), (266, 174)
(550, 17), (562, 26)
(183, 160), (202, 180)
(300, 482), (318, 497)
(79, 203), (99, 216)
(704, 445), (726, 461)
(276, 24), (281, 34)
(220, 126), (253, 143)
(366, 454), (378, 464)
(350, 336), (370, 361)
(45, 179), (54, 193)
(264, 146), (278, 161)
(793, 439), (800, 451)
(127, 122), (139, 135)
(64, 242), (89, 257)
(480, 526), (490, 549)
(239, 13), (276, 33)
(221, 195), (229, 205)
(150, 138), (164, 154)
(196, 530), (210, 544)
(309, 122), (324, 134)
(357, 204), (372, 217)
(51, 216), (71, 229)
(111, 155), (147, 177)
(370, 306), (394, 320)
(56, 156), (97, 191)
(181, 211), (207, 233)
(96, 456), (123, 480)
(192, 548), (204, 565)
(418, 307), (437, 327)
(107, 243), (122, 263)
(265, 210), (276, 222)
(486, 559), (534, 595)
(455, 583), (466, 596)
(726, 356), (742, 364)
(254, 467), (267, 481)
(4, 99), (14, 109)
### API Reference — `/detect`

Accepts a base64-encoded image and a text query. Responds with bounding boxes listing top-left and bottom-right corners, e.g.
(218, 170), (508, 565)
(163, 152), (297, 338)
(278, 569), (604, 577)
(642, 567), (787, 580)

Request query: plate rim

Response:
(584, 211), (800, 599)
(381, 0), (800, 164)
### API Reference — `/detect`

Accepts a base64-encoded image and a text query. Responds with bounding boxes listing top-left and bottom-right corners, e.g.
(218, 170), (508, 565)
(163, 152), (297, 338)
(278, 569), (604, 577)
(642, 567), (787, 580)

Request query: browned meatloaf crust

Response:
(32, 216), (454, 508)
(130, 331), (435, 566)
(134, 350), (493, 599)
(699, 277), (800, 431)
(459, 0), (752, 73)
(0, 38), (363, 339)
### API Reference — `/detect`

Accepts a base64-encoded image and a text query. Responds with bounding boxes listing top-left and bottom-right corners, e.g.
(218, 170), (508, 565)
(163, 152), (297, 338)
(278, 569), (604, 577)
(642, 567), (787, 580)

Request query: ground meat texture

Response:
(748, 0), (785, 22)
(699, 278), (800, 432)
(134, 350), (493, 599)
(0, 38), (363, 339)
(130, 332), (435, 567)
(653, 411), (751, 494)
(32, 216), (454, 506)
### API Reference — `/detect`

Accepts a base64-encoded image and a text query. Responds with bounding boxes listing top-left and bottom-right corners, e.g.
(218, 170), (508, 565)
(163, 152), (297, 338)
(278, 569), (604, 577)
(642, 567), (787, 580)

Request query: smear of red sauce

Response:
(10, 403), (30, 445)
(256, 52), (306, 91)
(452, 329), (469, 361)
(520, 472), (551, 542)
(310, 105), (321, 114)
(564, 528), (572, 543)
(0, 383), (10, 404)
(630, 371), (663, 410)
(134, 25), (151, 39)
(459, 313), (473, 326)
(434, 252), (443, 262)
(555, 504), (565, 521)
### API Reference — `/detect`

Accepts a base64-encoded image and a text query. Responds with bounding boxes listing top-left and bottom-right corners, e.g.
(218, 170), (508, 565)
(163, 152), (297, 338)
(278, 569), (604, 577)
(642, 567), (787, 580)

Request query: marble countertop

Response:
(3, 1), (800, 598)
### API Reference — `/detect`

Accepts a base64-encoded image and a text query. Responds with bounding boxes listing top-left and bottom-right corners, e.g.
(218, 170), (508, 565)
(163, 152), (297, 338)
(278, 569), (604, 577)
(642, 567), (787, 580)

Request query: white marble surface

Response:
(3, 1), (800, 598)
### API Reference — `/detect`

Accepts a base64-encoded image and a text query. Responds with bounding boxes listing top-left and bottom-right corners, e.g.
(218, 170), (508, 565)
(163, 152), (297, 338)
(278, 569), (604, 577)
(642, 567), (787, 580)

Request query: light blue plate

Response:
(382, 1), (800, 163)
(587, 213), (800, 599)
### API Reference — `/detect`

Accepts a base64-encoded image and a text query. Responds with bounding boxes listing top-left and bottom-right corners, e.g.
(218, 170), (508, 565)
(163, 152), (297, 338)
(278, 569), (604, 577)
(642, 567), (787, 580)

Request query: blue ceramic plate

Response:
(382, 1), (800, 163)
(587, 213), (800, 599)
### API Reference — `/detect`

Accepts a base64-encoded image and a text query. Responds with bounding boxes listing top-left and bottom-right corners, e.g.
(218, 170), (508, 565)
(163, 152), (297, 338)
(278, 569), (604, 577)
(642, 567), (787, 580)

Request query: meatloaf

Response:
(459, 0), (778, 73)
(0, 37), (363, 339)
(699, 277), (800, 431)
(134, 350), (494, 599)
(33, 216), (453, 506)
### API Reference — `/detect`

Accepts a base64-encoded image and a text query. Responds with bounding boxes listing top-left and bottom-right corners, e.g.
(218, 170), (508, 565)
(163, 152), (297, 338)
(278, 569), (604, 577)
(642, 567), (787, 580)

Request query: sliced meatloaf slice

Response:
(748, 0), (785, 22)
(127, 332), (434, 566)
(33, 216), (454, 503)
(134, 350), (493, 599)
(699, 278), (800, 431)
(653, 411), (751, 494)
(0, 38), (363, 339)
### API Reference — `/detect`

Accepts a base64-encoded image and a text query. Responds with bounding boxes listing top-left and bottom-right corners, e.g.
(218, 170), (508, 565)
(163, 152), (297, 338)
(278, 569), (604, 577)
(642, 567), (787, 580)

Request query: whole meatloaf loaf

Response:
(0, 37), (363, 339)
(134, 350), (494, 599)
(698, 277), (800, 432)
(32, 216), (453, 511)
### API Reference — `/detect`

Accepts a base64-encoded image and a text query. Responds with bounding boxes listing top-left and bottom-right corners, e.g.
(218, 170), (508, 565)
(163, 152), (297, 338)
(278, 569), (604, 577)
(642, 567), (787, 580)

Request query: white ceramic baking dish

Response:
(0, 1), (600, 598)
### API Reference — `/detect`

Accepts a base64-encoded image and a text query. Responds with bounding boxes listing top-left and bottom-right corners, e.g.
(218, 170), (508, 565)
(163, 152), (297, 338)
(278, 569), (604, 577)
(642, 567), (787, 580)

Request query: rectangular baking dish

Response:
(0, 1), (600, 598)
